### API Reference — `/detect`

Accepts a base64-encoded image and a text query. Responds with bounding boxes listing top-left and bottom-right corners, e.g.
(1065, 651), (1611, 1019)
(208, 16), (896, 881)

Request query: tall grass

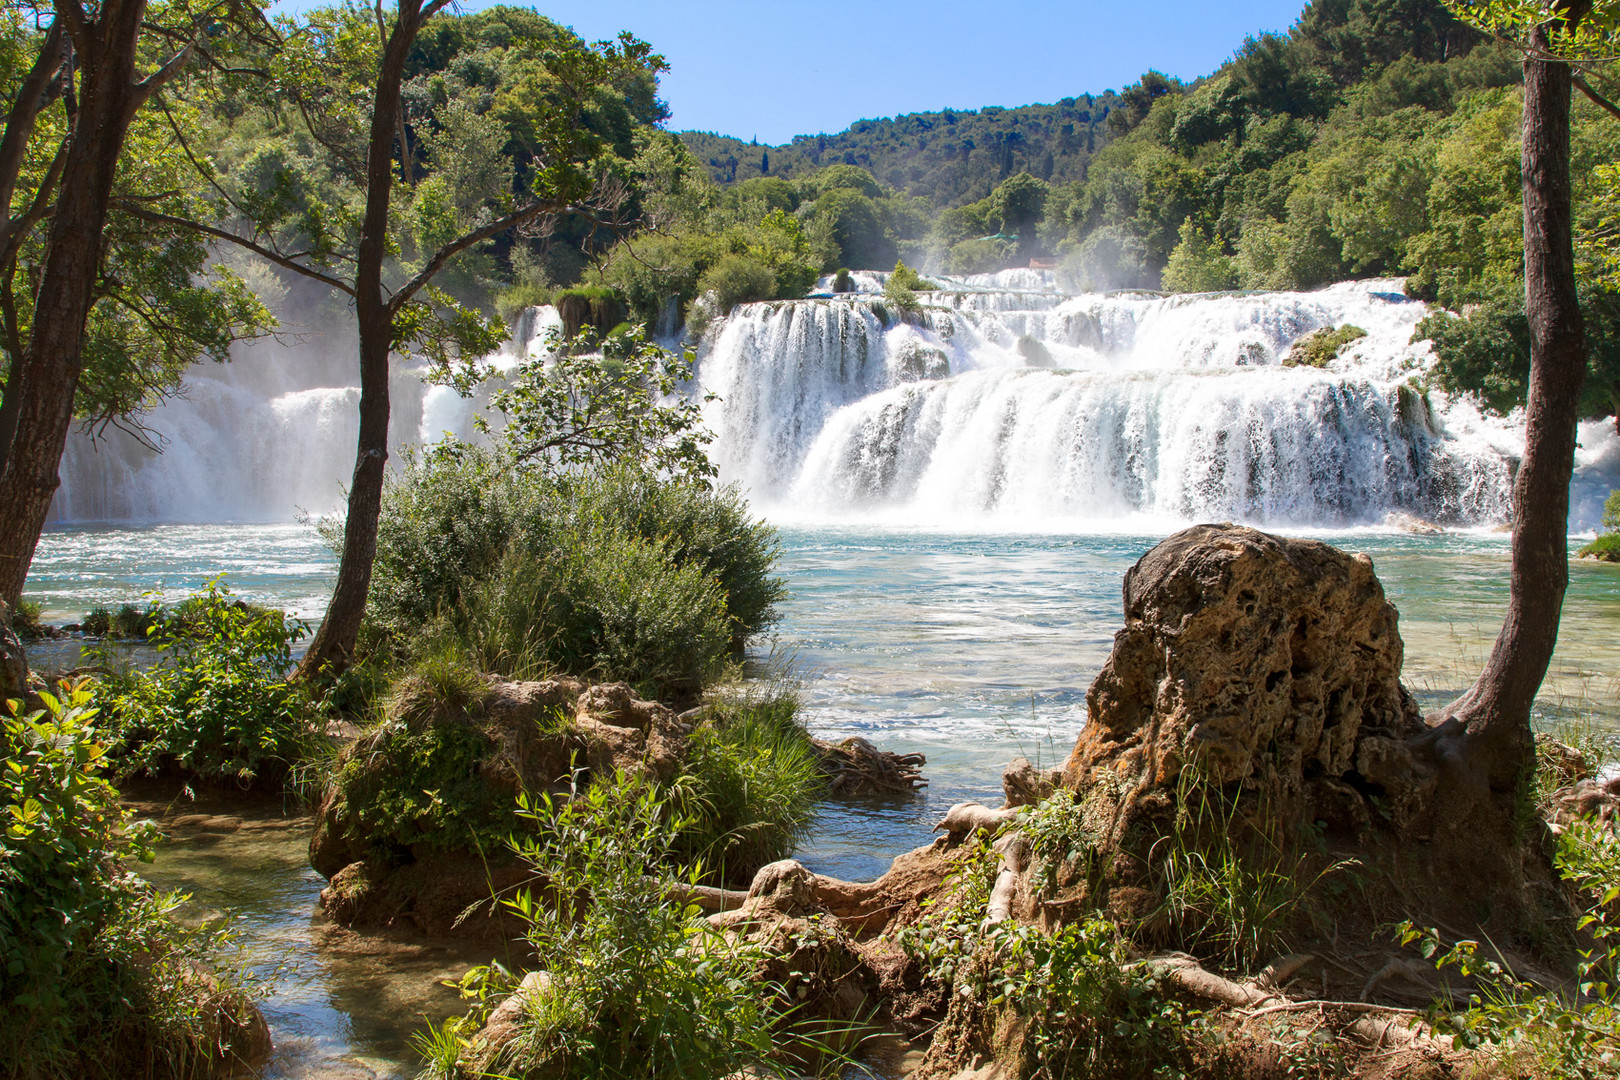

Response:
(671, 687), (823, 887)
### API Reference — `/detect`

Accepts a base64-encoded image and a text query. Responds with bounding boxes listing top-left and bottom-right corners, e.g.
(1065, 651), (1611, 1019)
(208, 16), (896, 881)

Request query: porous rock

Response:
(1063, 524), (1426, 844)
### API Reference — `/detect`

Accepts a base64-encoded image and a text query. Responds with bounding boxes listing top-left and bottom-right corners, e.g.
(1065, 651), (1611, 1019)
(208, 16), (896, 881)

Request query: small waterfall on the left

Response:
(48, 305), (560, 524)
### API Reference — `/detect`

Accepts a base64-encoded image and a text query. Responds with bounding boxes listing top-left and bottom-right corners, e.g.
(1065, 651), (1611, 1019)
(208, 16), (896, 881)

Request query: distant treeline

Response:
(677, 94), (1127, 208)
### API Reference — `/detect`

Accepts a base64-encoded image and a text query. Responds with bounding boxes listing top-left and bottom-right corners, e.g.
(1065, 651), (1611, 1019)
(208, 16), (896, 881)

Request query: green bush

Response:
(1579, 532), (1620, 562)
(697, 252), (778, 314)
(82, 607), (112, 637)
(832, 267), (853, 292)
(1578, 492), (1620, 561)
(494, 278), (553, 325)
(96, 581), (317, 787)
(1284, 323), (1367, 368)
(12, 599), (46, 639)
(369, 454), (784, 699)
(417, 774), (782, 1080)
(672, 689), (823, 887)
(1, 683), (260, 1079)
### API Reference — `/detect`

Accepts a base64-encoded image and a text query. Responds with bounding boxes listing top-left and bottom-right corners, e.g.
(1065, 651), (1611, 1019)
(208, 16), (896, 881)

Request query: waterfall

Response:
(42, 279), (1619, 532)
(47, 308), (560, 524)
(695, 279), (1611, 530)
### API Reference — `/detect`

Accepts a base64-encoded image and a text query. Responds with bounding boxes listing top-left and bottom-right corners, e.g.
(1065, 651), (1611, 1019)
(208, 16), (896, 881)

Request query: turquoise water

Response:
(23, 522), (1620, 1076)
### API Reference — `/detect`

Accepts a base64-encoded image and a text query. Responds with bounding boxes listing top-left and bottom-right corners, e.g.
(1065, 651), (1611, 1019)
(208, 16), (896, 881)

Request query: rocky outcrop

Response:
(1062, 523), (1427, 847)
(311, 677), (695, 937)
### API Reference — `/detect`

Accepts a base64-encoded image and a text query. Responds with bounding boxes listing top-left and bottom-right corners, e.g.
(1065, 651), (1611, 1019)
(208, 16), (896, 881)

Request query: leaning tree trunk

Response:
(0, 0), (149, 609)
(294, 2), (422, 679)
(1433, 22), (1587, 792)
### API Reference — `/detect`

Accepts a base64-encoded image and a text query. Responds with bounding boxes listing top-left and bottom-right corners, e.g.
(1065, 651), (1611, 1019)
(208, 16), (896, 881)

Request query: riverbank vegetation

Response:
(1, 682), (268, 1080)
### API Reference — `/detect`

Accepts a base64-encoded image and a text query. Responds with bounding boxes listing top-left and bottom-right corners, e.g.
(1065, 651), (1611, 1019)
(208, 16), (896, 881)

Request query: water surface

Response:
(27, 521), (1620, 1076)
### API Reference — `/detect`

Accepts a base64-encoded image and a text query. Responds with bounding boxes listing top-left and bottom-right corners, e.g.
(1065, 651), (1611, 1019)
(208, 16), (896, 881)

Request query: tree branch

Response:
(388, 200), (560, 312)
(52, 0), (87, 54)
(1574, 71), (1620, 122)
(113, 202), (357, 296)
(0, 137), (68, 270)
(128, 41), (195, 113)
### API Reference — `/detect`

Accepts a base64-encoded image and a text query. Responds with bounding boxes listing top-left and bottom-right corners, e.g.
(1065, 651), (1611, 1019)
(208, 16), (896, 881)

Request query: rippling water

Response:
(24, 522), (1620, 1078)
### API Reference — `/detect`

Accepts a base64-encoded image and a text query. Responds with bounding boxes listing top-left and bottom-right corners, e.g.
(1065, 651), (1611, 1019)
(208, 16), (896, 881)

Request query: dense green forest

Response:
(677, 94), (1128, 205)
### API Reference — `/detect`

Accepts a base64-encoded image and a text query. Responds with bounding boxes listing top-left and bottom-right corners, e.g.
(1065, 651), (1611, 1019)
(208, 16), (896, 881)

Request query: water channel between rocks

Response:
(24, 522), (1620, 1079)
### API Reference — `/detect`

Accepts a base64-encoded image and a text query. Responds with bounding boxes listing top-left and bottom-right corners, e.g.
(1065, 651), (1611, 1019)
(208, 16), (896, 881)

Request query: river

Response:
(22, 520), (1620, 1078)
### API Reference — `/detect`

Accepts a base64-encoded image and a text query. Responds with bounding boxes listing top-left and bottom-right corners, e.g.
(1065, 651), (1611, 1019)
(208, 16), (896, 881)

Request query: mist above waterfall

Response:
(46, 273), (1620, 533)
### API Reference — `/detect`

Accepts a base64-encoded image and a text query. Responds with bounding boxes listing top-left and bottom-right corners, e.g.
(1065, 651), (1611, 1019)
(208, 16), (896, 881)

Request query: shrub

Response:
(889, 258), (932, 292)
(96, 581), (316, 787)
(697, 252), (777, 314)
(671, 689), (823, 887)
(495, 279), (553, 325)
(1580, 532), (1620, 562)
(12, 599), (46, 639)
(82, 607), (112, 636)
(416, 774), (780, 1080)
(1284, 323), (1366, 368)
(1, 683), (261, 1079)
(1578, 490), (1620, 561)
(369, 454), (784, 699)
(832, 267), (853, 292)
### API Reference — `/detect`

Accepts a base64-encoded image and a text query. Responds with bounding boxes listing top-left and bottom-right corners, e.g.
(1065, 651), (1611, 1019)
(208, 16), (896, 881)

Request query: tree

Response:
(0, 0), (271, 610)
(1430, 0), (1593, 797)
(139, 3), (664, 678)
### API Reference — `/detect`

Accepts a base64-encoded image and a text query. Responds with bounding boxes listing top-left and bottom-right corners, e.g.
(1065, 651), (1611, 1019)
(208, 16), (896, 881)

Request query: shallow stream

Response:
(24, 522), (1620, 1077)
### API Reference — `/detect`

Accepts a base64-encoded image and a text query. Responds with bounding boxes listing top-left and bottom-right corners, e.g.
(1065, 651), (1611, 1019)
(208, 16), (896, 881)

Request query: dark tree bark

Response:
(293, 1), (427, 679)
(0, 20), (70, 482)
(0, 0), (176, 608)
(1431, 17), (1588, 792)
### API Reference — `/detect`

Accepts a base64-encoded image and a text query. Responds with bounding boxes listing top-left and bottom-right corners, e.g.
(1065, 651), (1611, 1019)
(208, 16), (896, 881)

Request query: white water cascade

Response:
(44, 272), (1620, 531)
(698, 273), (1619, 530)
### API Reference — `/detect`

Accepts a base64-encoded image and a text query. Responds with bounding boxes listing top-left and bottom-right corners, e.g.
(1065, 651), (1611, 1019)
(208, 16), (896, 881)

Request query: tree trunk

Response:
(294, 2), (423, 678)
(0, 0), (148, 609)
(1432, 22), (1587, 790)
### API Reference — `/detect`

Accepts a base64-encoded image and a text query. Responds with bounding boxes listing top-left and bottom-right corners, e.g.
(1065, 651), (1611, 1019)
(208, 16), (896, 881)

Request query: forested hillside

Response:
(677, 94), (1127, 207)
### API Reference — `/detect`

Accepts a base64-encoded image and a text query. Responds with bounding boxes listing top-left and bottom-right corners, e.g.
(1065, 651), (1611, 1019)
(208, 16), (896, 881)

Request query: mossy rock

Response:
(310, 678), (695, 935)
(1284, 324), (1366, 368)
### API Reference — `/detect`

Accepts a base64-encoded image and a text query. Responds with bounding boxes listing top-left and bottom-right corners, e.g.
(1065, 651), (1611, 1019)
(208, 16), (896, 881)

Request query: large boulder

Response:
(1063, 523), (1427, 846)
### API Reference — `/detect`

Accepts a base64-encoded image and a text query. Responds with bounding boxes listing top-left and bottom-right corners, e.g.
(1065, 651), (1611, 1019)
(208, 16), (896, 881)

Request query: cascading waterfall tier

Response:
(43, 271), (1619, 531)
(698, 275), (1572, 529)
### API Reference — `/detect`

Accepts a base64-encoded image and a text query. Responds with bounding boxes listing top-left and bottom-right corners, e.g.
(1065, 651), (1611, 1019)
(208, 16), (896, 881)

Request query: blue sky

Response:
(277, 1), (1314, 143)
(519, 1), (1312, 143)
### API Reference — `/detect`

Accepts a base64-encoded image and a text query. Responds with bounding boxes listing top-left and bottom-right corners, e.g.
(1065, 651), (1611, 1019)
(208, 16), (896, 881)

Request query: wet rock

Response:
(1062, 524), (1425, 843)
